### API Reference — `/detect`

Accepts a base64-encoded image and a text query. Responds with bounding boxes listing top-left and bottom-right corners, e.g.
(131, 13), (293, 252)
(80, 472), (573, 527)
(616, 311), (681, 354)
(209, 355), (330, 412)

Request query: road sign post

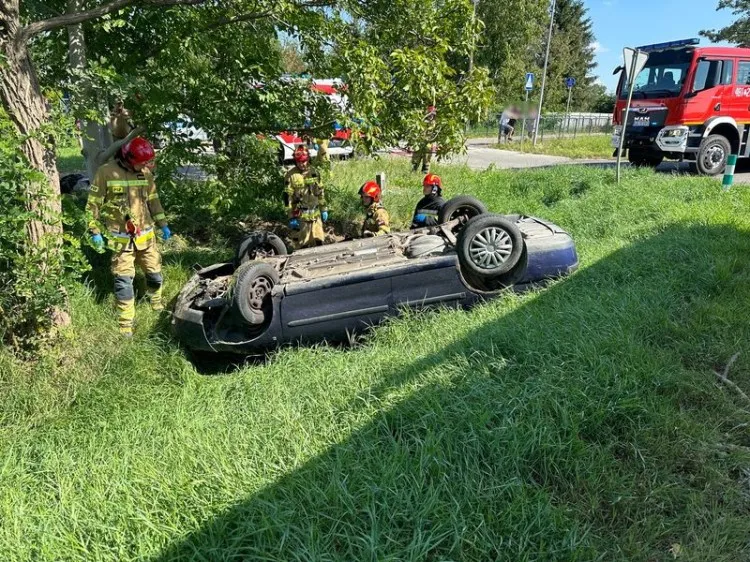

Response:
(565, 77), (576, 132)
(616, 47), (649, 183)
(520, 73), (534, 151)
(533, 0), (556, 146)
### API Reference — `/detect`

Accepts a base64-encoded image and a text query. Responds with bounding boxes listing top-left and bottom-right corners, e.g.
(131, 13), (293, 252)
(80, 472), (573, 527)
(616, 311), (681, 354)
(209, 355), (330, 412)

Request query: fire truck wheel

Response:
(627, 149), (663, 168)
(696, 134), (731, 176)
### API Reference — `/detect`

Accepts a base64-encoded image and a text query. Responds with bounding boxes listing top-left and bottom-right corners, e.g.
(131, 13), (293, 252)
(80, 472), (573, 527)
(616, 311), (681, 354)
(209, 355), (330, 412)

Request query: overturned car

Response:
(172, 196), (578, 355)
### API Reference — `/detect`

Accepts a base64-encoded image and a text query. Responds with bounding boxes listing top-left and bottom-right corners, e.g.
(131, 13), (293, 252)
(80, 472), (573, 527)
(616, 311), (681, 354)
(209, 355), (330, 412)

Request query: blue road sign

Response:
(525, 72), (534, 91)
(565, 77), (576, 88)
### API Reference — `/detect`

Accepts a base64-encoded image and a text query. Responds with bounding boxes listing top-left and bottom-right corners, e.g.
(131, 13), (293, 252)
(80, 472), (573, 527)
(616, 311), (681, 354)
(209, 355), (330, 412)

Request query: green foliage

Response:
(27, 0), (492, 164)
(0, 110), (88, 353)
(475, 0), (549, 105)
(541, 0), (599, 111)
(155, 136), (284, 240)
(702, 0), (750, 46)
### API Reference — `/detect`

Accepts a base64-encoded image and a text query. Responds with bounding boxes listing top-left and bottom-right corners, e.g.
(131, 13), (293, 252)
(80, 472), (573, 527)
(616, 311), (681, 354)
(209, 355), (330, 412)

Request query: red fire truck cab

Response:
(613, 38), (750, 175)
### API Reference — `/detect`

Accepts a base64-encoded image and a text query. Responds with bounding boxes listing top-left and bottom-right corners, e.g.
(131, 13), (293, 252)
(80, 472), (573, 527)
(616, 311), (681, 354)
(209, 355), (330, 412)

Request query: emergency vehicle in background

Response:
(275, 78), (354, 163)
(612, 38), (750, 175)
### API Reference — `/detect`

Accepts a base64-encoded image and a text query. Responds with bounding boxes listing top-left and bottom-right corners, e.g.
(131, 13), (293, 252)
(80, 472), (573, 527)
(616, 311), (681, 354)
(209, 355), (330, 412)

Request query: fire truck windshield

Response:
(618, 48), (693, 100)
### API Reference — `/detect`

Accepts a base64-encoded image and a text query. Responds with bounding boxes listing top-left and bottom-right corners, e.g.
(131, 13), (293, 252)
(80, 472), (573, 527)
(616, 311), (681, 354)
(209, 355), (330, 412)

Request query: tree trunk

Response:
(67, 0), (112, 179)
(0, 0), (63, 246)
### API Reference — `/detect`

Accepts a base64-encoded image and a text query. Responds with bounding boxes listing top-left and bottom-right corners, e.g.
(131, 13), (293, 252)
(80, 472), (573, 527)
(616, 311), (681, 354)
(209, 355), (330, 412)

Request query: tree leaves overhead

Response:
(702, 0), (750, 46)
(26, 0), (493, 155)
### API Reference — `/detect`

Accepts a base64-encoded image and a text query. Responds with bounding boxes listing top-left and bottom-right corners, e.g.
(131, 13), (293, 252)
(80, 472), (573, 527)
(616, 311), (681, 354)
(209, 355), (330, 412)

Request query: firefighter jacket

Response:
(86, 160), (167, 249)
(362, 202), (390, 237)
(284, 165), (327, 221)
(411, 194), (445, 229)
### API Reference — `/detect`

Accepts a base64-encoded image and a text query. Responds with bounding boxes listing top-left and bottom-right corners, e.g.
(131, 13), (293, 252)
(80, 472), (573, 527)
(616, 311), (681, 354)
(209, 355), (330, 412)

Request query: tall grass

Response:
(3, 159), (750, 560)
(496, 135), (614, 159)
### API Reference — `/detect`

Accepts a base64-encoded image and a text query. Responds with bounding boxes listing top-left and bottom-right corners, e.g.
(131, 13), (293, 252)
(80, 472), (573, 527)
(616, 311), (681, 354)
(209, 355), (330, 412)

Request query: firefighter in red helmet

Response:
(359, 180), (390, 237)
(411, 173), (446, 229)
(85, 136), (171, 337)
(284, 145), (328, 248)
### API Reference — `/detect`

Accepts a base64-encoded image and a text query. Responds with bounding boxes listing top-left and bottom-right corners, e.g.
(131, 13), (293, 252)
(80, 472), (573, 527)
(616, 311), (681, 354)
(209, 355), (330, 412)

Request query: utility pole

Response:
(533, 0), (556, 146)
(468, 0), (479, 75)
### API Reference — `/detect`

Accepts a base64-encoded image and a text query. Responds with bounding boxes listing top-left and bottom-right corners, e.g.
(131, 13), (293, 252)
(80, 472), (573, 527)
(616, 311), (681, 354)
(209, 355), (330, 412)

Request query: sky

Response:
(584, 0), (737, 92)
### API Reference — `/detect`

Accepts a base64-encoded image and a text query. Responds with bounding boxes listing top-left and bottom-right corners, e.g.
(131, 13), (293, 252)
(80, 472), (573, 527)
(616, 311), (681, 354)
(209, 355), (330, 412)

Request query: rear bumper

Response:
(521, 232), (579, 283)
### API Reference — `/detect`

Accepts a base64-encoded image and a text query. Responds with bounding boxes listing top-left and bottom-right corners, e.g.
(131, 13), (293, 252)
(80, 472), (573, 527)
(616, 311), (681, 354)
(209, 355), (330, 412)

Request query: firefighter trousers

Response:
(110, 235), (163, 334)
(293, 218), (325, 249)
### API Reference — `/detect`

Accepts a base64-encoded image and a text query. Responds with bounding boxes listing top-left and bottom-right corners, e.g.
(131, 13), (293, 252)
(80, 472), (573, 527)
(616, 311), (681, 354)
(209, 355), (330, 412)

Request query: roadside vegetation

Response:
(3, 158), (750, 560)
(497, 134), (615, 159)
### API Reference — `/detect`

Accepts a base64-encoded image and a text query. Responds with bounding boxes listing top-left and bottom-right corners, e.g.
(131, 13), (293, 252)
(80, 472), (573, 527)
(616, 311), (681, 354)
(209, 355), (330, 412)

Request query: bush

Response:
(0, 110), (89, 354)
(155, 135), (284, 241)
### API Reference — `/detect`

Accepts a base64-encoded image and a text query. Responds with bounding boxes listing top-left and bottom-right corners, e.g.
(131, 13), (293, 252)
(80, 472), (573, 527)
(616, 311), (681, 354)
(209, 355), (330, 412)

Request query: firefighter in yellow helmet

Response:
(359, 180), (390, 237)
(284, 145), (328, 248)
(85, 137), (171, 337)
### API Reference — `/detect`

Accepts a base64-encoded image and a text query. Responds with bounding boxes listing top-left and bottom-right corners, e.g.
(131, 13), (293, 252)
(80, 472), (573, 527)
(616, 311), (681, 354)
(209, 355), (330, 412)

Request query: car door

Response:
(682, 57), (733, 126)
(390, 254), (471, 311)
(280, 271), (393, 343)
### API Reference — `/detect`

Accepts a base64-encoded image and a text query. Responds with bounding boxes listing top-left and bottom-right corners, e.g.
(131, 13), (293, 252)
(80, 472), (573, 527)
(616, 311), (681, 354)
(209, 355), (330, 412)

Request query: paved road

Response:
(439, 137), (750, 184)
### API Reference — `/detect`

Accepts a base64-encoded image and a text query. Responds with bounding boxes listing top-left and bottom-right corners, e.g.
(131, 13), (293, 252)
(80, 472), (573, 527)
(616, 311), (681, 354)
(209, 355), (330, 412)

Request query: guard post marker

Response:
(723, 154), (737, 191)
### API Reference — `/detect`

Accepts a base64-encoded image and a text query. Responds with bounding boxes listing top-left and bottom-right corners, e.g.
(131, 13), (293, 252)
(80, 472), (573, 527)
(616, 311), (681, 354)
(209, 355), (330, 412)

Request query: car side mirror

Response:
(684, 91), (697, 99)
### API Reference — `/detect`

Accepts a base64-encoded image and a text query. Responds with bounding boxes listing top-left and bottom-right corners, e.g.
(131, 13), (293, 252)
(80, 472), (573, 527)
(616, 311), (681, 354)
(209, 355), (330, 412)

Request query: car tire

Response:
(232, 262), (279, 325)
(457, 214), (524, 278)
(628, 149), (663, 168)
(696, 134), (731, 176)
(438, 195), (488, 225)
(235, 231), (288, 265)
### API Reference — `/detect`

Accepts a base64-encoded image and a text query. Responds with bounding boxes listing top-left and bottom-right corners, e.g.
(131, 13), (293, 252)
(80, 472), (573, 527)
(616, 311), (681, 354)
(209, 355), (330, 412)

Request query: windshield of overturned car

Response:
(618, 49), (692, 100)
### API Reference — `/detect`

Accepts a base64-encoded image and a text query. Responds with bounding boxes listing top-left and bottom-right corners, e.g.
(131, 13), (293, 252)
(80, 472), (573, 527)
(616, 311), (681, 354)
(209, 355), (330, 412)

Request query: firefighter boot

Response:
(145, 271), (164, 311)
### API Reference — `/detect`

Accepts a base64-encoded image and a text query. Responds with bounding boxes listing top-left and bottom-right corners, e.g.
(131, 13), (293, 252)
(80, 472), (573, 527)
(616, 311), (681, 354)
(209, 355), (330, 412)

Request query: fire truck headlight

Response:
(663, 128), (687, 138)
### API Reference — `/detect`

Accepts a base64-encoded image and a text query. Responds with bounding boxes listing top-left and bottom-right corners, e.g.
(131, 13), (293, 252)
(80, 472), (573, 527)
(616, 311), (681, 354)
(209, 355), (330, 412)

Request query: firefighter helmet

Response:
(293, 145), (310, 164)
(422, 173), (442, 194)
(359, 180), (381, 202)
(122, 137), (155, 167)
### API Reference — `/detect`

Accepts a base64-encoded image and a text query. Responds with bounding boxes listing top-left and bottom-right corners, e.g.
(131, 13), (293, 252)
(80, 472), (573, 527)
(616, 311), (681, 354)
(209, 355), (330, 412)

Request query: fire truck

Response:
(612, 38), (750, 175)
(275, 78), (354, 163)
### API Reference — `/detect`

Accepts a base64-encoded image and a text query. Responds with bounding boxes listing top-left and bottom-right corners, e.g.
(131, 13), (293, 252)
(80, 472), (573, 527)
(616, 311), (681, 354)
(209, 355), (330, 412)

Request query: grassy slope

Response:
(3, 158), (750, 560)
(496, 135), (614, 159)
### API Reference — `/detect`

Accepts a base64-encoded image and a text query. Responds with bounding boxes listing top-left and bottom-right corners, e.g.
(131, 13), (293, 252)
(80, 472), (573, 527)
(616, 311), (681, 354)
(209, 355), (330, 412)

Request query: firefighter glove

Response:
(161, 226), (172, 240)
(321, 211), (329, 222)
(289, 218), (300, 230)
(91, 233), (104, 248)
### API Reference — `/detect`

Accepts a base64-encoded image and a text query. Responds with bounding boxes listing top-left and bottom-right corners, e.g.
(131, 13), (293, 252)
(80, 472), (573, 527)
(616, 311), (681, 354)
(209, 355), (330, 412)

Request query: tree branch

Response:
(203, 10), (273, 31)
(94, 125), (144, 169)
(20, 0), (207, 42)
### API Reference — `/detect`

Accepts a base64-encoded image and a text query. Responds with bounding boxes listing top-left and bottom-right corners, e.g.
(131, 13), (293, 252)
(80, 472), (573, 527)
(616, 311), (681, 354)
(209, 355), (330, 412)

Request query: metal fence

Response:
(468, 112), (614, 142)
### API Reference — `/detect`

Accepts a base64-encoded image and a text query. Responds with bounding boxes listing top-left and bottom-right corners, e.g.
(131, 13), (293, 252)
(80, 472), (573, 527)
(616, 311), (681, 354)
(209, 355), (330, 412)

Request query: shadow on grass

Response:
(154, 224), (750, 560)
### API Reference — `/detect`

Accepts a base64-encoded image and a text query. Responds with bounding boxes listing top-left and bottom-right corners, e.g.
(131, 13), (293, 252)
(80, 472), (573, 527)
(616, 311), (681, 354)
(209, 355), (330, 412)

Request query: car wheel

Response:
(438, 195), (488, 225)
(457, 214), (524, 278)
(235, 232), (288, 265)
(696, 134), (730, 176)
(232, 262), (279, 325)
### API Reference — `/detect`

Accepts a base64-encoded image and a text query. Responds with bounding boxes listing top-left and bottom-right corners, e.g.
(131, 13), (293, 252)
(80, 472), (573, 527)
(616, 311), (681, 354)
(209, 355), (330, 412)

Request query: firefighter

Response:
(359, 181), (390, 237)
(411, 105), (437, 174)
(411, 173), (446, 229)
(284, 145), (328, 248)
(109, 100), (134, 141)
(85, 137), (171, 337)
